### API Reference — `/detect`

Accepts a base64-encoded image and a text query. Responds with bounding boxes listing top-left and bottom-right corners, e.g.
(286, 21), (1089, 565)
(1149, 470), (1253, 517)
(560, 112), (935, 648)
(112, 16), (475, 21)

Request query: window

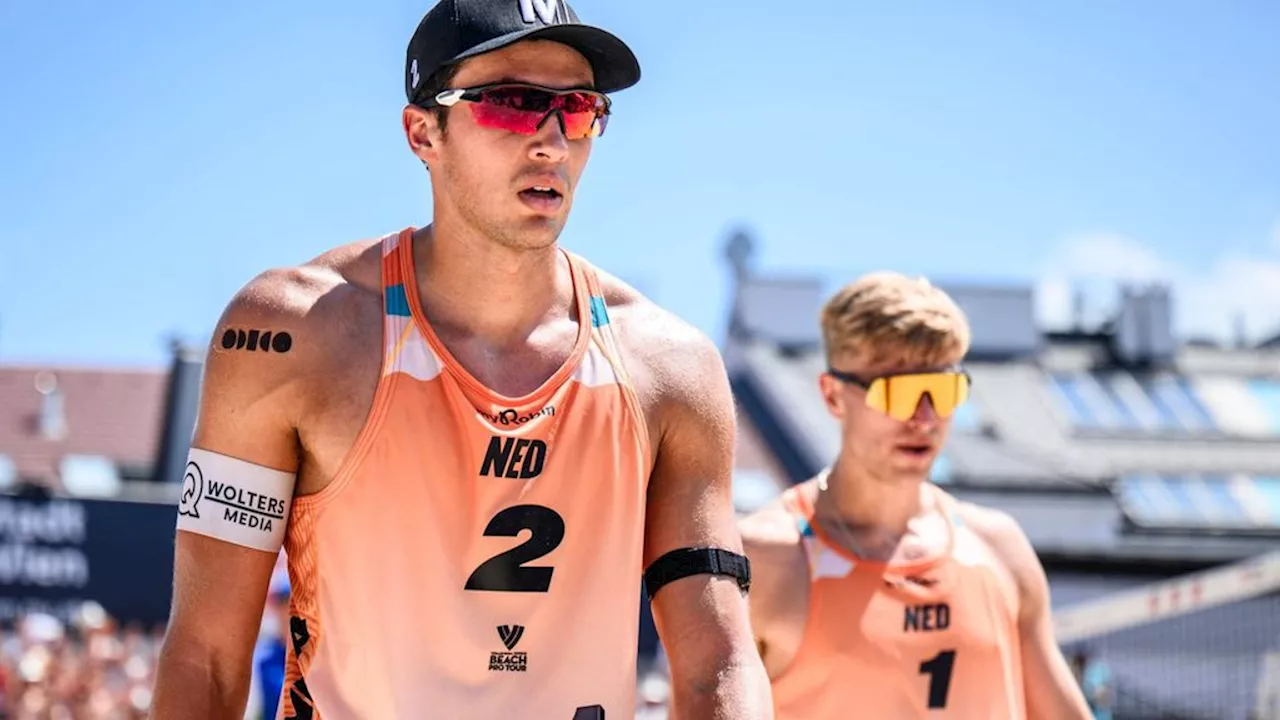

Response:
(1048, 371), (1218, 433)
(1093, 373), (1145, 429)
(1049, 373), (1106, 429)
(1140, 375), (1216, 431)
(1103, 372), (1166, 429)
(1116, 474), (1272, 530)
(1138, 376), (1209, 431)
(1183, 475), (1243, 524)
(1115, 474), (1170, 521)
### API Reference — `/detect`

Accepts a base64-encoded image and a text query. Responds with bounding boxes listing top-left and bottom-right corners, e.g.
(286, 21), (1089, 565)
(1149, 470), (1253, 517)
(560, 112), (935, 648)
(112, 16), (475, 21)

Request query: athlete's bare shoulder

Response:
(951, 498), (1045, 608)
(951, 500), (1028, 556)
(213, 236), (382, 370)
(589, 266), (725, 436)
(739, 492), (804, 559)
(196, 235), (387, 485)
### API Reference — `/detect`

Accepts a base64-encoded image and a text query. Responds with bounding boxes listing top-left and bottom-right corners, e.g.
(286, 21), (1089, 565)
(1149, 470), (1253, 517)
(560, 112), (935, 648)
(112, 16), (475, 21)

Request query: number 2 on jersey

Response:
(918, 649), (956, 709)
(466, 504), (566, 593)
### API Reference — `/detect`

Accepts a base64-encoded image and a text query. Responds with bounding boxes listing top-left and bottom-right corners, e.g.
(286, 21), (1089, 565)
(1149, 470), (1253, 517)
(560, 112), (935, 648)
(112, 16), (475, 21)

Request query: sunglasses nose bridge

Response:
(919, 390), (940, 415)
(533, 108), (569, 138)
(896, 392), (939, 425)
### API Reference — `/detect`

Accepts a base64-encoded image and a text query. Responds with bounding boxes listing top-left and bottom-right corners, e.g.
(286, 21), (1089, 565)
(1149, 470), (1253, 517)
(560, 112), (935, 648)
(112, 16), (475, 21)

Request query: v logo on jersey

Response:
(497, 624), (525, 650)
(519, 0), (562, 24)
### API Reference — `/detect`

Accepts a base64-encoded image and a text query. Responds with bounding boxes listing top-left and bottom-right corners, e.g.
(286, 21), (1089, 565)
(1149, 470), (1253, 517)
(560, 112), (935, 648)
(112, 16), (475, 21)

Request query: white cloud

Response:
(1035, 229), (1280, 344)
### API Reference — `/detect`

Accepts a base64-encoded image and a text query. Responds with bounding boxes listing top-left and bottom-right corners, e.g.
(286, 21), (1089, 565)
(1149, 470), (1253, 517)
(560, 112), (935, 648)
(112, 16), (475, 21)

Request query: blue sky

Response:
(2, 0), (1279, 367)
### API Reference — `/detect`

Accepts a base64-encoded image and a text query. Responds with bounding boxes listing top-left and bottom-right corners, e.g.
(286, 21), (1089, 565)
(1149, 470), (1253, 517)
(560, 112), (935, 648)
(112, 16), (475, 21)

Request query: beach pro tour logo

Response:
(490, 624), (528, 672)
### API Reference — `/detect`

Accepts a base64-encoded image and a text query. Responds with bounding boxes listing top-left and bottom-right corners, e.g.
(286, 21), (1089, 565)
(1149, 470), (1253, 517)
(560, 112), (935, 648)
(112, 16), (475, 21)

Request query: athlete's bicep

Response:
(154, 275), (306, 715)
(640, 328), (769, 716)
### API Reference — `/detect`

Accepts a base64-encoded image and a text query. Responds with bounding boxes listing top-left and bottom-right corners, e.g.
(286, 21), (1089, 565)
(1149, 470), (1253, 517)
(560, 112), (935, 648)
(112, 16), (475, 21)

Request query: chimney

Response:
(34, 371), (67, 441)
(154, 343), (206, 484)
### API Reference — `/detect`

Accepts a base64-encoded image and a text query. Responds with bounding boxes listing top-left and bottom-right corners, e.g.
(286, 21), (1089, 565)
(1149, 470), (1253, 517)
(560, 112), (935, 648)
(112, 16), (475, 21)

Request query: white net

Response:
(1053, 551), (1280, 720)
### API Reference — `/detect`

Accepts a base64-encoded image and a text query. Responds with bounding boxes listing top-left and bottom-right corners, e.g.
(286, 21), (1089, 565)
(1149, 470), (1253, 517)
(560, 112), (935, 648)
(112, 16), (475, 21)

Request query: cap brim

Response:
(451, 24), (641, 94)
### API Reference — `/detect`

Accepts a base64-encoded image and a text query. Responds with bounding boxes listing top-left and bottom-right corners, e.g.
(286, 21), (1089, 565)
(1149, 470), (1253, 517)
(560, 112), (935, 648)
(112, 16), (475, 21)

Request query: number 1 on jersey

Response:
(918, 649), (956, 709)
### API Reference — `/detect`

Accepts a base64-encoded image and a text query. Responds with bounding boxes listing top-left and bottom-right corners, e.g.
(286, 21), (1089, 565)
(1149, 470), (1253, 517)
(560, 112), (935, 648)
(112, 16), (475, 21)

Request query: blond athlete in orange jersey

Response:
(739, 272), (1091, 719)
(149, 1), (770, 718)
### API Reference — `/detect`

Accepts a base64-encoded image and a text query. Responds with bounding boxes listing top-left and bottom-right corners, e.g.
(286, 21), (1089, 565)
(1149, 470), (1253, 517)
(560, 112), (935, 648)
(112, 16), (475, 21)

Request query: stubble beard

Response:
(449, 182), (565, 253)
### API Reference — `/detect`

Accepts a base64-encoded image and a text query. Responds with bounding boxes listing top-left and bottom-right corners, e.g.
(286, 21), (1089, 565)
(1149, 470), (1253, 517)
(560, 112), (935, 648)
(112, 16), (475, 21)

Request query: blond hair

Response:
(820, 271), (971, 368)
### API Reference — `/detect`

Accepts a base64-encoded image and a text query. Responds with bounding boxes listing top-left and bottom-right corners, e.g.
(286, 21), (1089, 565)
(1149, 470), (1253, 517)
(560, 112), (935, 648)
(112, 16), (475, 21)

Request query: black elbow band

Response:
(643, 547), (751, 600)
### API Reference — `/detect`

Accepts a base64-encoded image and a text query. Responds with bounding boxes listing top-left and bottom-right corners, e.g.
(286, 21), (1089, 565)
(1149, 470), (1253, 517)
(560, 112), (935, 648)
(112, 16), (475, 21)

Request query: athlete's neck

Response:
(411, 224), (572, 347)
(820, 453), (930, 539)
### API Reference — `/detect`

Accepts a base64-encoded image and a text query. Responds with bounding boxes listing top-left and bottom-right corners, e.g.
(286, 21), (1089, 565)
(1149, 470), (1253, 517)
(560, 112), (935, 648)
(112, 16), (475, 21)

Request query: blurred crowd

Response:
(0, 576), (288, 720)
(0, 603), (162, 719)
(0, 592), (1114, 720)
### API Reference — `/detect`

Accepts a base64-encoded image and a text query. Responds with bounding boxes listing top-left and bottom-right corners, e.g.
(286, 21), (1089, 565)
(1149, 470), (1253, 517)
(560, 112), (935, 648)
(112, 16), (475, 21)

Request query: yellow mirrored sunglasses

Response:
(826, 367), (972, 422)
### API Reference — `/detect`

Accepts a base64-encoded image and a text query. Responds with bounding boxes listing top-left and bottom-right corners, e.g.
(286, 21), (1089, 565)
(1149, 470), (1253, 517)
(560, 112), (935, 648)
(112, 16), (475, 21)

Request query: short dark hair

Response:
(415, 62), (464, 134)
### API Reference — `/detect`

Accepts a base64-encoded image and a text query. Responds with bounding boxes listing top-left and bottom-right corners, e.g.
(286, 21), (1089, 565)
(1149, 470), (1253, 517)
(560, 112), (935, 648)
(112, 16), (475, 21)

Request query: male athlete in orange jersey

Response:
(149, 1), (770, 718)
(739, 272), (1091, 719)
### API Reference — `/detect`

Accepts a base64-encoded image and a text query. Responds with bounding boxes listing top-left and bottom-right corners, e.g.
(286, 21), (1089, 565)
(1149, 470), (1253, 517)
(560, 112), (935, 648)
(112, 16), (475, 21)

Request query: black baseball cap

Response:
(405, 0), (641, 104)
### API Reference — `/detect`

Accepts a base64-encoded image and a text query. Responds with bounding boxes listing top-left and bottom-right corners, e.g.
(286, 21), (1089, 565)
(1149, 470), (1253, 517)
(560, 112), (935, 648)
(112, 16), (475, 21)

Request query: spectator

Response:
(0, 602), (160, 718)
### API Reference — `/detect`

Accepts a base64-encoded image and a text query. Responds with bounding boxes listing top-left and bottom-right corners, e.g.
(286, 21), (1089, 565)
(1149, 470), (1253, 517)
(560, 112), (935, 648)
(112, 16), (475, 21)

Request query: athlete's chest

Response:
(814, 532), (1018, 658)
(431, 315), (583, 399)
(829, 568), (998, 651)
(310, 365), (650, 599)
(383, 365), (629, 468)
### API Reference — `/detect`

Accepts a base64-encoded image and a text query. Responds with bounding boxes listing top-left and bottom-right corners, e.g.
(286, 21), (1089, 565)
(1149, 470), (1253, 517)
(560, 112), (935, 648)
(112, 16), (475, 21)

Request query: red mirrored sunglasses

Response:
(419, 83), (612, 140)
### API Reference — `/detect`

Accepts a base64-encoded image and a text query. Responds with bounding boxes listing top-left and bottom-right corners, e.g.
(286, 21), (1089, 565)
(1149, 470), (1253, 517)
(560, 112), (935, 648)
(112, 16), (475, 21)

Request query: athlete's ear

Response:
(819, 372), (846, 419)
(403, 105), (443, 167)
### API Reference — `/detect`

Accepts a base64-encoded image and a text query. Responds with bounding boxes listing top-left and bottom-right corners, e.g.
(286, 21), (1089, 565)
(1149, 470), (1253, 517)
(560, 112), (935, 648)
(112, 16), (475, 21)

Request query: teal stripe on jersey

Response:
(386, 284), (412, 317)
(589, 296), (610, 327)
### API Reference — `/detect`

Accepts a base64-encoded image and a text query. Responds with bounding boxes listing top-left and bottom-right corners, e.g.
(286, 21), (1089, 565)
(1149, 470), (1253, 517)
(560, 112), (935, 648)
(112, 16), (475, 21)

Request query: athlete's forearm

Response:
(149, 645), (249, 720)
(668, 653), (773, 720)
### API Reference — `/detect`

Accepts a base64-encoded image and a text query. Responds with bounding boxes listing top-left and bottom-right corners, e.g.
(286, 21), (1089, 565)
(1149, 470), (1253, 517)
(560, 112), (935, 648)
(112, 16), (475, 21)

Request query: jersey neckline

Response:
(787, 474), (958, 577)
(394, 227), (594, 408)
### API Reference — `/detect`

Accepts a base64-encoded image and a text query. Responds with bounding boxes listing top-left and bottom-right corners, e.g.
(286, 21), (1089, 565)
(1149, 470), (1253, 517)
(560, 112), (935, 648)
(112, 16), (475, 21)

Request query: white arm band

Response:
(176, 448), (297, 553)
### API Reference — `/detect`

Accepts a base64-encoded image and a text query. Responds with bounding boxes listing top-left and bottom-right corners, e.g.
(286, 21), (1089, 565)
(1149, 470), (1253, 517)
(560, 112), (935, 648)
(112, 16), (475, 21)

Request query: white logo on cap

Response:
(411, 58), (420, 89)
(519, 0), (561, 25)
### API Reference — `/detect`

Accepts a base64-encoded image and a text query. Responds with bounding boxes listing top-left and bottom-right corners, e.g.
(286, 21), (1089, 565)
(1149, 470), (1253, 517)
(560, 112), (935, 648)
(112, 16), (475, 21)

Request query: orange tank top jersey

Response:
(770, 482), (1027, 720)
(277, 229), (652, 720)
